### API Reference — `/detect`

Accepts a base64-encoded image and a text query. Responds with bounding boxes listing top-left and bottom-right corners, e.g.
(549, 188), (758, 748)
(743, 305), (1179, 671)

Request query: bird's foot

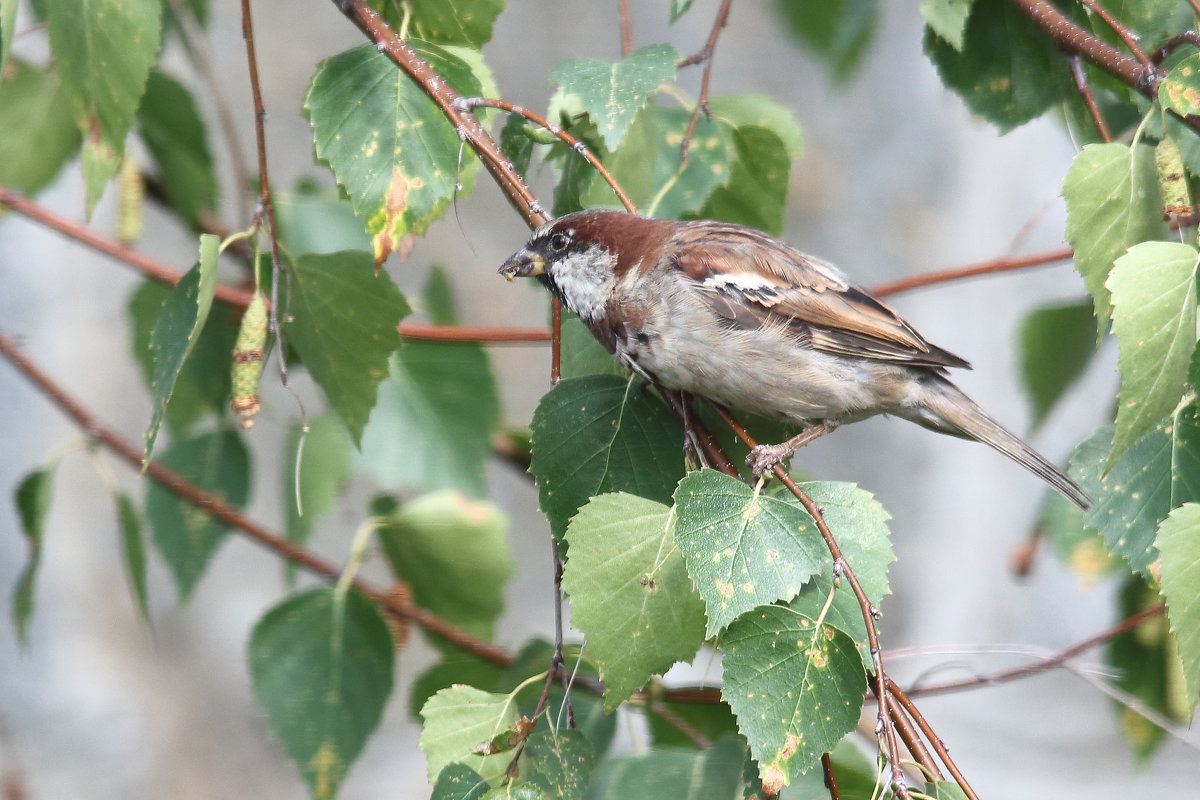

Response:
(745, 420), (841, 478)
(747, 442), (794, 477)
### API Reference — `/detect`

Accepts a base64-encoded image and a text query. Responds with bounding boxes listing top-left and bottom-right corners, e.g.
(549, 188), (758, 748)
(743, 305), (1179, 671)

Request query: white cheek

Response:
(552, 249), (617, 323)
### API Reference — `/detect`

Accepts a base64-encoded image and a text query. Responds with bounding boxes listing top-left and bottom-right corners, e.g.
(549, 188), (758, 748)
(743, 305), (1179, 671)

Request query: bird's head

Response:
(498, 210), (674, 322)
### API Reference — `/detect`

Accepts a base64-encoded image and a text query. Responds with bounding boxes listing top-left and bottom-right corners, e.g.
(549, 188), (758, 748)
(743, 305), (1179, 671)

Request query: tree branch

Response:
(678, 0), (734, 165)
(871, 246), (1074, 297)
(0, 328), (514, 668)
(900, 603), (1164, 698)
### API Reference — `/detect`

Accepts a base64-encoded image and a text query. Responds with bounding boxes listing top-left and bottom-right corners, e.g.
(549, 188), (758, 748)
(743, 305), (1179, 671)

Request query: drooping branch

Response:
(677, 0), (734, 165)
(710, 405), (911, 797)
(0, 328), (514, 667)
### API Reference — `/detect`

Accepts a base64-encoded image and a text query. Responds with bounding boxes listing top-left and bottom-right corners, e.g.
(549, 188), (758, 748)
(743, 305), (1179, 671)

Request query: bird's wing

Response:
(669, 221), (970, 369)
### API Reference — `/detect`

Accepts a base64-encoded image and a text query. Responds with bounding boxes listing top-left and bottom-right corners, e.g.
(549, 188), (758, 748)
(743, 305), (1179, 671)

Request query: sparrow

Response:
(499, 210), (1090, 510)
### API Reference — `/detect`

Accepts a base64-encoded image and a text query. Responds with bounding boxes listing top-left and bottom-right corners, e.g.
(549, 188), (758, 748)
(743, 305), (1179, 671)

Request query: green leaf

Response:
(285, 250), (408, 447)
(529, 375), (685, 539)
(146, 430), (250, 599)
(561, 493), (706, 709)
(136, 69), (217, 226)
(142, 234), (219, 464)
(1071, 418), (1200, 578)
(1038, 492), (1120, 584)
(920, 0), (973, 50)
(406, 0), (503, 47)
(1062, 142), (1167, 333)
(586, 736), (748, 799)
(523, 730), (595, 800)
(705, 94), (804, 160)
(274, 187), (372, 257)
(924, 0), (1076, 132)
(646, 693), (739, 748)
(779, 482), (894, 666)
(1107, 240), (1198, 466)
(1154, 502), (1200, 713)
(550, 44), (679, 151)
(0, 59), (81, 195)
(481, 784), (548, 800)
(673, 469), (826, 637)
(1159, 53), (1200, 116)
(115, 491), (150, 622)
(775, 0), (878, 80)
(779, 738), (880, 799)
(499, 113), (535, 179)
(361, 266), (497, 490)
(305, 42), (493, 267)
(548, 118), (604, 217)
(670, 0), (696, 23)
(359, 339), (499, 497)
(431, 763), (489, 800)
(248, 587), (394, 800)
(581, 106), (732, 220)
(722, 606), (866, 793)
(410, 655), (506, 719)
(378, 491), (512, 644)
(698, 125), (790, 236)
(284, 416), (352, 564)
(924, 781), (971, 800)
(558, 312), (624, 379)
(1092, 1), (1189, 50)
(46, 0), (161, 212)
(0, 0), (15, 72)
(1018, 301), (1097, 428)
(12, 468), (54, 644)
(129, 278), (235, 437)
(419, 684), (521, 782)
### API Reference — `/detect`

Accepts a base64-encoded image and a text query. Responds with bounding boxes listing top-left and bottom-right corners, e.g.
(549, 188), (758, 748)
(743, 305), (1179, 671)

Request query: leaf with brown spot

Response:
(306, 42), (495, 265)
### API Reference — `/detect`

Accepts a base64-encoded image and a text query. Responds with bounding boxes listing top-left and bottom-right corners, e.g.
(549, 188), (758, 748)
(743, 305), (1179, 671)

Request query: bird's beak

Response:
(498, 248), (545, 281)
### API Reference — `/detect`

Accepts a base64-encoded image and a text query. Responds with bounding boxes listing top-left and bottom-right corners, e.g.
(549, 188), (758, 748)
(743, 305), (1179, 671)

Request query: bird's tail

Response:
(910, 376), (1091, 510)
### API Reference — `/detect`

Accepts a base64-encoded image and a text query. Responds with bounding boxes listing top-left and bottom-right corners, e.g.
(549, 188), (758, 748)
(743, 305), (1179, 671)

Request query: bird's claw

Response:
(746, 443), (790, 477)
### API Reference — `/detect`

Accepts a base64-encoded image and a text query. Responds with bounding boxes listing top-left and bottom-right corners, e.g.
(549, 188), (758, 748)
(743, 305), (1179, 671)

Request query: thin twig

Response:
(453, 97), (637, 212)
(820, 752), (840, 799)
(240, 0), (291, 384)
(657, 389), (739, 477)
(618, 0), (633, 57)
(678, 0), (733, 165)
(0, 186), (255, 308)
(1068, 56), (1112, 142)
(0, 329), (514, 668)
(886, 679), (977, 800)
(871, 246), (1073, 297)
(399, 322), (551, 342)
(882, 691), (942, 784)
(0, 185), (556, 343)
(1152, 31), (1200, 64)
(901, 603), (1164, 698)
(1079, 0), (1152, 70)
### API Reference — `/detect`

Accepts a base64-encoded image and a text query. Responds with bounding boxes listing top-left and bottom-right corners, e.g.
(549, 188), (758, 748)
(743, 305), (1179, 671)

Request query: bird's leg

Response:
(661, 387), (709, 470)
(747, 419), (840, 477)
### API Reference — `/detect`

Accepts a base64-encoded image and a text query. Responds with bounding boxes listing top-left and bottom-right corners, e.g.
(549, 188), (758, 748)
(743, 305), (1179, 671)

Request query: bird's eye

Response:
(549, 232), (570, 252)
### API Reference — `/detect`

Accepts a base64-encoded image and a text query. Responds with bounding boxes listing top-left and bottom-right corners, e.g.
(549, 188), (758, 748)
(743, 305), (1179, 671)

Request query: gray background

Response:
(1, 1), (1197, 797)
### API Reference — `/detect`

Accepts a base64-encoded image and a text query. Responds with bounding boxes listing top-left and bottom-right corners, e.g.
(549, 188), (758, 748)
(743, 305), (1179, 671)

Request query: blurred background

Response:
(1, 1), (1197, 797)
